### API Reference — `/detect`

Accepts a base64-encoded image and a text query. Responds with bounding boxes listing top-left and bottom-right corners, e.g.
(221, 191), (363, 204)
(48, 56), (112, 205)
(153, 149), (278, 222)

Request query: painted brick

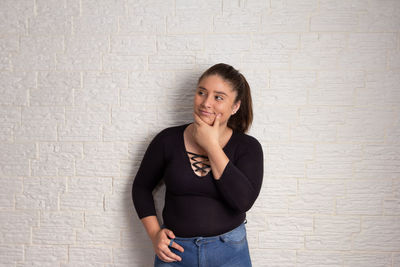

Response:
(250, 249), (296, 267)
(0, 35), (19, 52)
(268, 144), (314, 178)
(384, 198), (400, 215)
(0, 245), (23, 264)
(119, 15), (166, 34)
(76, 227), (121, 246)
(111, 35), (156, 55)
(0, 143), (36, 176)
(32, 226), (76, 245)
(337, 49), (387, 71)
(242, 52), (291, 70)
(306, 233), (352, 250)
(0, 71), (34, 106)
(0, 51), (11, 70)
(353, 233), (400, 251)
(28, 15), (72, 35)
(361, 216), (400, 235)
(336, 195), (382, 215)
(349, 33), (397, 50)
(16, 177), (66, 210)
(357, 70), (400, 107)
(31, 71), (80, 106)
(1, 0), (400, 265)
(299, 179), (346, 197)
(0, 210), (39, 243)
(297, 250), (344, 266)
(113, 247), (155, 266)
(343, 253), (392, 267)
(40, 211), (83, 228)
(73, 16), (118, 34)
(24, 245), (68, 263)
(126, 0), (175, 17)
(149, 55), (196, 70)
(353, 144), (400, 179)
(167, 14), (214, 34)
(56, 52), (102, 71)
(157, 35), (203, 55)
(319, 0), (369, 12)
(0, 0), (33, 34)
(35, 0), (80, 17)
(314, 215), (360, 234)
(358, 0), (400, 32)
(311, 12), (359, 32)
(0, 177), (23, 194)
(60, 191), (104, 211)
(307, 143), (363, 179)
(289, 195), (335, 214)
(267, 215), (313, 232)
(81, 0), (126, 16)
(69, 246), (112, 263)
(337, 108), (394, 142)
(388, 49), (400, 69)
(31, 142), (81, 176)
(259, 230), (305, 249)
(195, 53), (243, 70)
(394, 253), (400, 266)
(103, 55), (147, 71)
(214, 10), (261, 32)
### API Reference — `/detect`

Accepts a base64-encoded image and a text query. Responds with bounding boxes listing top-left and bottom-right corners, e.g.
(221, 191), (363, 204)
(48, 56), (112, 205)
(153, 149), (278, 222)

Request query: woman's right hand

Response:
(151, 228), (184, 262)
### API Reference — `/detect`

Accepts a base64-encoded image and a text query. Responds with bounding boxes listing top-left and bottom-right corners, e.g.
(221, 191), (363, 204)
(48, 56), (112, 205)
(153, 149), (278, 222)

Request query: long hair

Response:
(198, 63), (253, 133)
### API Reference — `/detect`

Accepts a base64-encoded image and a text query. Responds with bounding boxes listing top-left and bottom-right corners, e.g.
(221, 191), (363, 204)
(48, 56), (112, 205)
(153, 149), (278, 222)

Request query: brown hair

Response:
(197, 63), (253, 133)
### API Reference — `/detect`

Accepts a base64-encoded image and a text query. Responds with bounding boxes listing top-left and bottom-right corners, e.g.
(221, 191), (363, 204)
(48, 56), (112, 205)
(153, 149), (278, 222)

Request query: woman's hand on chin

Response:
(192, 112), (221, 153)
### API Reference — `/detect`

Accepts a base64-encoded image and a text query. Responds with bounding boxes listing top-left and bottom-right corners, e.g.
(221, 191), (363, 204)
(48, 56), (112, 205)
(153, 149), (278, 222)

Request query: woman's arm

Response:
(192, 113), (264, 212)
(132, 130), (183, 262)
(140, 216), (184, 263)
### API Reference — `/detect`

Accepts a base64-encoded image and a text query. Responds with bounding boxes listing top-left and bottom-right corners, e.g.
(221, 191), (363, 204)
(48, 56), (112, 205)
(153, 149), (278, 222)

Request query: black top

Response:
(131, 123), (264, 237)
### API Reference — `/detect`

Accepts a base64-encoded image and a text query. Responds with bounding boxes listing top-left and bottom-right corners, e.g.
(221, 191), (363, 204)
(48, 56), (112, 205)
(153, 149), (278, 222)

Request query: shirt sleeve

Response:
(131, 130), (166, 219)
(214, 136), (264, 213)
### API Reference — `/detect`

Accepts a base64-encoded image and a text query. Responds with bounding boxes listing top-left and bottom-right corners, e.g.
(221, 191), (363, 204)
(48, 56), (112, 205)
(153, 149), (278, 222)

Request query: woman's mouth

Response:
(199, 110), (214, 116)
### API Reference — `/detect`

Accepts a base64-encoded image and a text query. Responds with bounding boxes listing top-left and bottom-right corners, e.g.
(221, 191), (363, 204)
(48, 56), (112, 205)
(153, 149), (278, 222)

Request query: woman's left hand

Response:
(192, 112), (221, 152)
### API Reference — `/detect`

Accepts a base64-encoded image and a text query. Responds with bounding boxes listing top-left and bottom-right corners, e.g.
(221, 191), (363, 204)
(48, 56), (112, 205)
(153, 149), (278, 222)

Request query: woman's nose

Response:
(201, 95), (212, 107)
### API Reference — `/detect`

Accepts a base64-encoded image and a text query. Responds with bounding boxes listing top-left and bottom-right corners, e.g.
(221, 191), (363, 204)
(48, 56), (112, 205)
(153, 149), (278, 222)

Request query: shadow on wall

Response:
(124, 69), (201, 266)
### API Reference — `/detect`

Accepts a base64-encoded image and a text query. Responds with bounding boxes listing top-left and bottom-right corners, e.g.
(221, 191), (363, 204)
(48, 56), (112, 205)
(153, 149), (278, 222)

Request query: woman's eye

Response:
(215, 95), (223, 101)
(198, 91), (205, 96)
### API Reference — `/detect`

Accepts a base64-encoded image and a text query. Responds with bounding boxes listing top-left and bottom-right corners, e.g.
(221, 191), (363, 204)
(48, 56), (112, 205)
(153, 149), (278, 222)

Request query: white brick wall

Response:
(0, 0), (399, 266)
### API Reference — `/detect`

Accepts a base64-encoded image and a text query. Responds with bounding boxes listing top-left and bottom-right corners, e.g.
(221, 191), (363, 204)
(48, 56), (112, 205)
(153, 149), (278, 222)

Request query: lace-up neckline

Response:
(186, 151), (211, 177)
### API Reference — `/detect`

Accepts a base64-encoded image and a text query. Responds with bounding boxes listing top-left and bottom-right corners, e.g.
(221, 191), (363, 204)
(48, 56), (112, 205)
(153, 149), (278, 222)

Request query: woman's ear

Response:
(232, 100), (241, 114)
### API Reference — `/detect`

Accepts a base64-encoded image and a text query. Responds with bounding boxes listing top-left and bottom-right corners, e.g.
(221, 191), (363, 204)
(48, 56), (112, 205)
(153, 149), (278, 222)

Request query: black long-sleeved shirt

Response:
(132, 123), (264, 237)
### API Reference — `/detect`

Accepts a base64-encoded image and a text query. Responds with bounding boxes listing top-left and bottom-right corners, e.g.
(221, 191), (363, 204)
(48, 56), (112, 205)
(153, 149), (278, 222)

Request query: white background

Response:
(0, 0), (400, 266)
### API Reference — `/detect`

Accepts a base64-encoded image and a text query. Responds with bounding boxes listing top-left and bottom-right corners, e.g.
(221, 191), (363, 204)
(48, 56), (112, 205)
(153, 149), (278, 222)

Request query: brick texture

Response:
(0, 0), (399, 266)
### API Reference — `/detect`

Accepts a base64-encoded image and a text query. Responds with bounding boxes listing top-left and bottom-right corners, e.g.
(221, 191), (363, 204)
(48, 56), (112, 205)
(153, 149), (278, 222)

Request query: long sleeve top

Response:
(131, 123), (264, 237)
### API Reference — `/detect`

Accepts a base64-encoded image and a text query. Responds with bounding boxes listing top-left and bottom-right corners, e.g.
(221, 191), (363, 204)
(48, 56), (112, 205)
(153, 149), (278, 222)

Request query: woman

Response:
(132, 63), (264, 267)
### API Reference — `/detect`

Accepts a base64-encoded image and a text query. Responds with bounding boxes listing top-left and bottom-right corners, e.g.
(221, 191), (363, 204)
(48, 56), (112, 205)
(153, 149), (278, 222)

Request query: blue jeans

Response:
(154, 222), (252, 267)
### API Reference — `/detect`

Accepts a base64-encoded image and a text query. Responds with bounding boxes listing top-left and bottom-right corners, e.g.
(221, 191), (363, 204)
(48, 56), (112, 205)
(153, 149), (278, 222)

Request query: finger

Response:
(213, 113), (221, 127)
(193, 112), (203, 125)
(163, 248), (182, 262)
(165, 229), (175, 239)
(171, 241), (185, 253)
(159, 251), (177, 263)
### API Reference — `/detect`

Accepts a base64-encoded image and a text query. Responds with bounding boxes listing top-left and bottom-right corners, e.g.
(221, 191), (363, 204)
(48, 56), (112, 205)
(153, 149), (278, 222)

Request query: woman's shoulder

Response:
(232, 130), (262, 148)
(151, 123), (189, 142)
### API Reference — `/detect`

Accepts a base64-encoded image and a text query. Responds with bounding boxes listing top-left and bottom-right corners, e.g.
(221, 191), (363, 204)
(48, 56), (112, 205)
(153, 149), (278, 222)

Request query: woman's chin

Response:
(197, 114), (214, 125)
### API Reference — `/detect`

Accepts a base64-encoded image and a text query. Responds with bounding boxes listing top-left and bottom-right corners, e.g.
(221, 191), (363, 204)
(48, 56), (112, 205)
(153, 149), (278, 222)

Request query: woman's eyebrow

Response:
(198, 86), (228, 96)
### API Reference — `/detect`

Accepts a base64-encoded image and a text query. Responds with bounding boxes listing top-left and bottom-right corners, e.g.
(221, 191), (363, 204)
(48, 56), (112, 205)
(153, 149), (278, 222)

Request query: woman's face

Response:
(193, 74), (240, 127)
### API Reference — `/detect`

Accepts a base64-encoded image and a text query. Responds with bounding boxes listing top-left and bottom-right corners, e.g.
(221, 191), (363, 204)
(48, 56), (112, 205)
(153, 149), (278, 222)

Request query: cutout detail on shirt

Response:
(186, 151), (211, 177)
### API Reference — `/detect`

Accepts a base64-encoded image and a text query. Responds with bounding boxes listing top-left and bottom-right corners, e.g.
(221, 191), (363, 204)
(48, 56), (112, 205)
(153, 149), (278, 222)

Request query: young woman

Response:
(132, 63), (264, 266)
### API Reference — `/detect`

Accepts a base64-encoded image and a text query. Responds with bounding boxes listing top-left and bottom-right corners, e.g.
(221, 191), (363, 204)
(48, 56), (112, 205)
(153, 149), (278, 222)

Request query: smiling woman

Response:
(132, 63), (264, 267)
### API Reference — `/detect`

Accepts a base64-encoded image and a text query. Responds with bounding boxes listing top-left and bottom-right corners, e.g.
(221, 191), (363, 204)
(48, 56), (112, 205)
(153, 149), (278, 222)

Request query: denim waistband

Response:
(161, 220), (247, 244)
